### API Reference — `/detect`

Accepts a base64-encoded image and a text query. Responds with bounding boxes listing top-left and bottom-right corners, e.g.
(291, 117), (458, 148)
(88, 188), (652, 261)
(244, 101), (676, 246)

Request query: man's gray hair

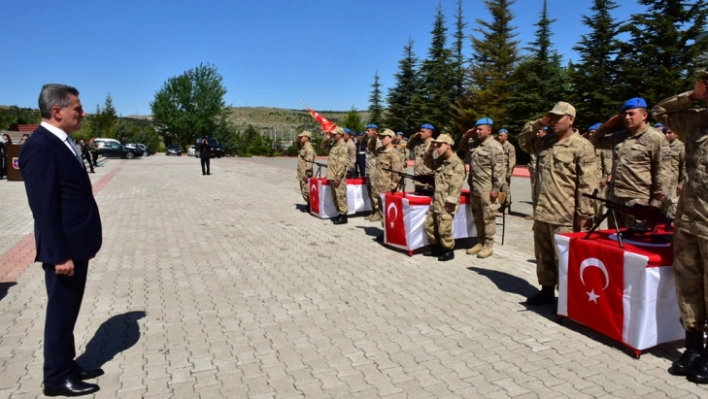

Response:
(38, 84), (79, 119)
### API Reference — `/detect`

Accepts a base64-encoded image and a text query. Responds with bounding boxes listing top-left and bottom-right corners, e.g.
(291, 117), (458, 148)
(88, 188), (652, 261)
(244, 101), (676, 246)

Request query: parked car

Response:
(166, 145), (182, 156)
(124, 143), (145, 157)
(96, 141), (143, 159)
(136, 143), (155, 156)
(188, 145), (196, 157)
(194, 137), (224, 158)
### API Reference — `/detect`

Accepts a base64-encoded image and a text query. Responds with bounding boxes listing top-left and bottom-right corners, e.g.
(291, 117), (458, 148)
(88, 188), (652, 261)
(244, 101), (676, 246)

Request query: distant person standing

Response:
(296, 130), (315, 211)
(199, 137), (211, 175)
(79, 138), (94, 173)
(0, 133), (9, 179)
(496, 128), (516, 212)
(19, 84), (103, 396)
(19, 133), (30, 144)
(88, 137), (100, 167)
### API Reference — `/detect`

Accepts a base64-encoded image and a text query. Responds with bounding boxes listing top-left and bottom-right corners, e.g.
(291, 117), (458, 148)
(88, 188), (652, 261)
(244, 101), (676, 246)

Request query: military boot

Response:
(477, 241), (493, 258)
(466, 239), (484, 255)
(526, 286), (556, 306)
(423, 243), (442, 257)
(369, 212), (382, 222)
(673, 331), (705, 376)
(364, 214), (373, 221)
(438, 248), (455, 262)
(333, 214), (348, 225)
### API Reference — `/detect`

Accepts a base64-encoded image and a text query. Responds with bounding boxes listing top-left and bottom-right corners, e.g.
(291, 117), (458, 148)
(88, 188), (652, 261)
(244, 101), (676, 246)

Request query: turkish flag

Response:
(309, 178), (320, 215)
(566, 236), (625, 343)
(304, 104), (337, 133)
(384, 193), (407, 248)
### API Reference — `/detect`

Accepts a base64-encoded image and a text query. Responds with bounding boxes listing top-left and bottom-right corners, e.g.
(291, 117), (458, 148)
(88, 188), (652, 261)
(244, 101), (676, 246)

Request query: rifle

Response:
(582, 189), (672, 247)
(304, 159), (327, 177)
(381, 168), (435, 186)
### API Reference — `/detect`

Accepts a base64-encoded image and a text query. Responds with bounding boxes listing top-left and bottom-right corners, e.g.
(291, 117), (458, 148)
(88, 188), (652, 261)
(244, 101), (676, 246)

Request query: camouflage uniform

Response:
(460, 135), (505, 249)
(372, 147), (403, 220)
(663, 138), (686, 219)
(346, 138), (357, 177)
(396, 142), (410, 166)
(325, 140), (349, 215)
(422, 150), (466, 250)
(406, 136), (435, 193)
(588, 124), (671, 228)
(499, 140), (516, 207)
(519, 120), (598, 287)
(652, 91), (708, 332)
(365, 136), (382, 209)
(528, 154), (539, 210)
(592, 147), (613, 225)
(296, 142), (315, 203)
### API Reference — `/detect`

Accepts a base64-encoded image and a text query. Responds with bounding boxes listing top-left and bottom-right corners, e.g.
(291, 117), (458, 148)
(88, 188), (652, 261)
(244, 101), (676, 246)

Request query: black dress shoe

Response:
(526, 286), (556, 306)
(672, 349), (703, 376)
(438, 249), (455, 261)
(333, 215), (348, 225)
(75, 367), (104, 380)
(43, 375), (100, 397)
(688, 356), (708, 383)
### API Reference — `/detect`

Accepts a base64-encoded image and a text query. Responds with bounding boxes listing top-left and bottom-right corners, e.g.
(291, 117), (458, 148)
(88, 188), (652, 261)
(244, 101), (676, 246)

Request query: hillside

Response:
(228, 107), (370, 133)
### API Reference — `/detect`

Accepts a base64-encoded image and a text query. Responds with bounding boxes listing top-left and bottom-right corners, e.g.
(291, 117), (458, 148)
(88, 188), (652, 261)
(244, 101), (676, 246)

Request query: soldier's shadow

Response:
(355, 226), (383, 239)
(75, 311), (146, 369)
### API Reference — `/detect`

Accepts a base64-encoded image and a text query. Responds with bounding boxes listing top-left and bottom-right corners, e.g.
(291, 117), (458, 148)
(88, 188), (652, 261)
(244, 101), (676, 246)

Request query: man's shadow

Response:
(0, 282), (17, 302)
(75, 311), (146, 369)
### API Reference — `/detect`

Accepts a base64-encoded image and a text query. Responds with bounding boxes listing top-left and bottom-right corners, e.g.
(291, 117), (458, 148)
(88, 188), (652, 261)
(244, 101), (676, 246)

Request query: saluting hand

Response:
(605, 114), (622, 128)
(55, 259), (75, 277)
(538, 115), (552, 126)
(489, 191), (498, 203)
(690, 80), (708, 101)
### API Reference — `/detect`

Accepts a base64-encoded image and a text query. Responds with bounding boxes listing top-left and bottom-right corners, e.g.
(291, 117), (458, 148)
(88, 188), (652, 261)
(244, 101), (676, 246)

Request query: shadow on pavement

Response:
(0, 282), (17, 302)
(294, 203), (308, 212)
(355, 226), (383, 238)
(75, 311), (146, 369)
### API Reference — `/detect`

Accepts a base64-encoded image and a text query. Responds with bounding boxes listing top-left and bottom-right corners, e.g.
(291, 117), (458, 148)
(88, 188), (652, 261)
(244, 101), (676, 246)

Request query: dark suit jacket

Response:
(19, 125), (102, 264)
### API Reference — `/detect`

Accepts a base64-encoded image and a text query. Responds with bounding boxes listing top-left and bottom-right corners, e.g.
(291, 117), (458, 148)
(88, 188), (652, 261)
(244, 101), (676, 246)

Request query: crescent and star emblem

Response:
(579, 258), (610, 304)
(387, 202), (398, 229)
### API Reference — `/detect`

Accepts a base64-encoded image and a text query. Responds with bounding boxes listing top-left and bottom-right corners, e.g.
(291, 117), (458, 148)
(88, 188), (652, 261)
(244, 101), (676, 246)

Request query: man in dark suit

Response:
(199, 136), (211, 175)
(19, 84), (103, 397)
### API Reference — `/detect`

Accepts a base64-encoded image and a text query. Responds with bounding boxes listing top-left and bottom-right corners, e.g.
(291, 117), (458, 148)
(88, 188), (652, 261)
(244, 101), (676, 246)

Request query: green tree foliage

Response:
(419, 4), (458, 133)
(568, 0), (622, 129)
(506, 0), (569, 134)
(453, 0), (520, 135)
(453, 0), (467, 98)
(368, 71), (384, 126)
(385, 39), (425, 134)
(234, 124), (273, 157)
(342, 107), (365, 132)
(0, 106), (41, 130)
(86, 94), (120, 139)
(151, 63), (229, 146)
(615, 0), (708, 109)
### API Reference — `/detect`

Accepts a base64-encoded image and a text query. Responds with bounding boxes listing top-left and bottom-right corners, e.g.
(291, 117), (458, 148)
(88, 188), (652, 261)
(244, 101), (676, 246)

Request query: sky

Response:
(1, 0), (639, 116)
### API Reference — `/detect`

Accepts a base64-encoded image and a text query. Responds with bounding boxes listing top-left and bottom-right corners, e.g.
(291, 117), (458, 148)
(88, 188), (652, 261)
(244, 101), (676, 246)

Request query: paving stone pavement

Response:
(0, 155), (705, 399)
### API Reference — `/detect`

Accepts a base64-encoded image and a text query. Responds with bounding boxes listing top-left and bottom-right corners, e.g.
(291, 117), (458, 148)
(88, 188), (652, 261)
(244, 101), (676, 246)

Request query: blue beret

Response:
(542, 126), (548, 131)
(662, 127), (669, 134)
(366, 124), (378, 129)
(343, 127), (351, 134)
(621, 97), (648, 113)
(475, 118), (493, 127)
(588, 123), (602, 131)
(498, 129), (508, 134)
(654, 123), (663, 128)
(420, 123), (434, 130)
(396, 131), (404, 136)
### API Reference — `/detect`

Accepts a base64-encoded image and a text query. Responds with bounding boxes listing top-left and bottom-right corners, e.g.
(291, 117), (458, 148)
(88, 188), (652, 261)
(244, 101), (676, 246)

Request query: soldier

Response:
(321, 127), (350, 224)
(652, 75), (708, 383)
(459, 118), (505, 258)
(421, 134), (466, 261)
(355, 131), (366, 178)
(496, 128), (516, 212)
(406, 123), (436, 194)
(363, 124), (382, 220)
(371, 129), (403, 222)
(343, 128), (357, 178)
(587, 97), (671, 228)
(395, 132), (410, 165)
(526, 127), (548, 220)
(583, 123), (613, 225)
(661, 127), (686, 219)
(519, 102), (598, 305)
(296, 131), (315, 212)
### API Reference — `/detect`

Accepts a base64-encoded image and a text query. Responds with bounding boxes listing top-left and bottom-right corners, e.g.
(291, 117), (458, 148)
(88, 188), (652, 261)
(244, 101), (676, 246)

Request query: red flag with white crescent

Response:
(309, 178), (320, 215)
(384, 193), (407, 248)
(304, 103), (337, 133)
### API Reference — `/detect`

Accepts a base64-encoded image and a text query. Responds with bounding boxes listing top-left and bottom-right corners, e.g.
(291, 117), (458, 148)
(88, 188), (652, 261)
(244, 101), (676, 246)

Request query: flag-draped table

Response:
(308, 177), (372, 219)
(556, 229), (683, 357)
(381, 191), (477, 256)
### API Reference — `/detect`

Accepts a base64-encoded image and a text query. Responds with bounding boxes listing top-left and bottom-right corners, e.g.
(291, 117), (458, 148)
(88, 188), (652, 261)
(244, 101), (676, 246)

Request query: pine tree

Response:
(419, 3), (457, 133)
(342, 107), (365, 132)
(615, 0), (708, 109)
(368, 71), (384, 126)
(102, 93), (119, 138)
(568, 0), (622, 129)
(453, 0), (467, 98)
(505, 0), (568, 133)
(385, 39), (424, 134)
(453, 0), (519, 135)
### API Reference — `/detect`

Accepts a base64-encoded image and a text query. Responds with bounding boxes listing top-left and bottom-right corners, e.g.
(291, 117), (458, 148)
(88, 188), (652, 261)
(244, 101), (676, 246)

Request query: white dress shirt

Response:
(40, 121), (82, 164)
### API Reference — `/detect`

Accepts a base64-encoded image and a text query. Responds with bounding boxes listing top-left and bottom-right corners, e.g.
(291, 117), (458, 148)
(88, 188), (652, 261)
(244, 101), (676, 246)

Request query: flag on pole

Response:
(302, 101), (337, 133)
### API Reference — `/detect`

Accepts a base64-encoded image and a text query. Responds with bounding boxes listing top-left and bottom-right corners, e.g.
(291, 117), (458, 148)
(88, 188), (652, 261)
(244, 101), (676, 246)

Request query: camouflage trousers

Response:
(300, 179), (309, 204)
(470, 192), (497, 244)
(499, 177), (512, 206)
(662, 180), (679, 220)
(607, 193), (648, 229)
(365, 175), (376, 213)
(424, 210), (455, 250)
(673, 228), (708, 332)
(530, 169), (538, 211)
(533, 221), (573, 287)
(330, 180), (348, 215)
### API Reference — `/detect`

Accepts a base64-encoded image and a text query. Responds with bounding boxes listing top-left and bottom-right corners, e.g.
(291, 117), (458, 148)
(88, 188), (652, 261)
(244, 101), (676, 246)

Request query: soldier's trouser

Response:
(663, 179), (679, 220)
(470, 193), (497, 244)
(529, 169), (538, 211)
(533, 221), (573, 287)
(500, 177), (511, 206)
(331, 180), (348, 215)
(371, 185), (381, 217)
(300, 180), (309, 203)
(673, 228), (708, 332)
(365, 174), (376, 212)
(592, 186), (608, 225)
(607, 194), (648, 229)
(424, 209), (455, 250)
